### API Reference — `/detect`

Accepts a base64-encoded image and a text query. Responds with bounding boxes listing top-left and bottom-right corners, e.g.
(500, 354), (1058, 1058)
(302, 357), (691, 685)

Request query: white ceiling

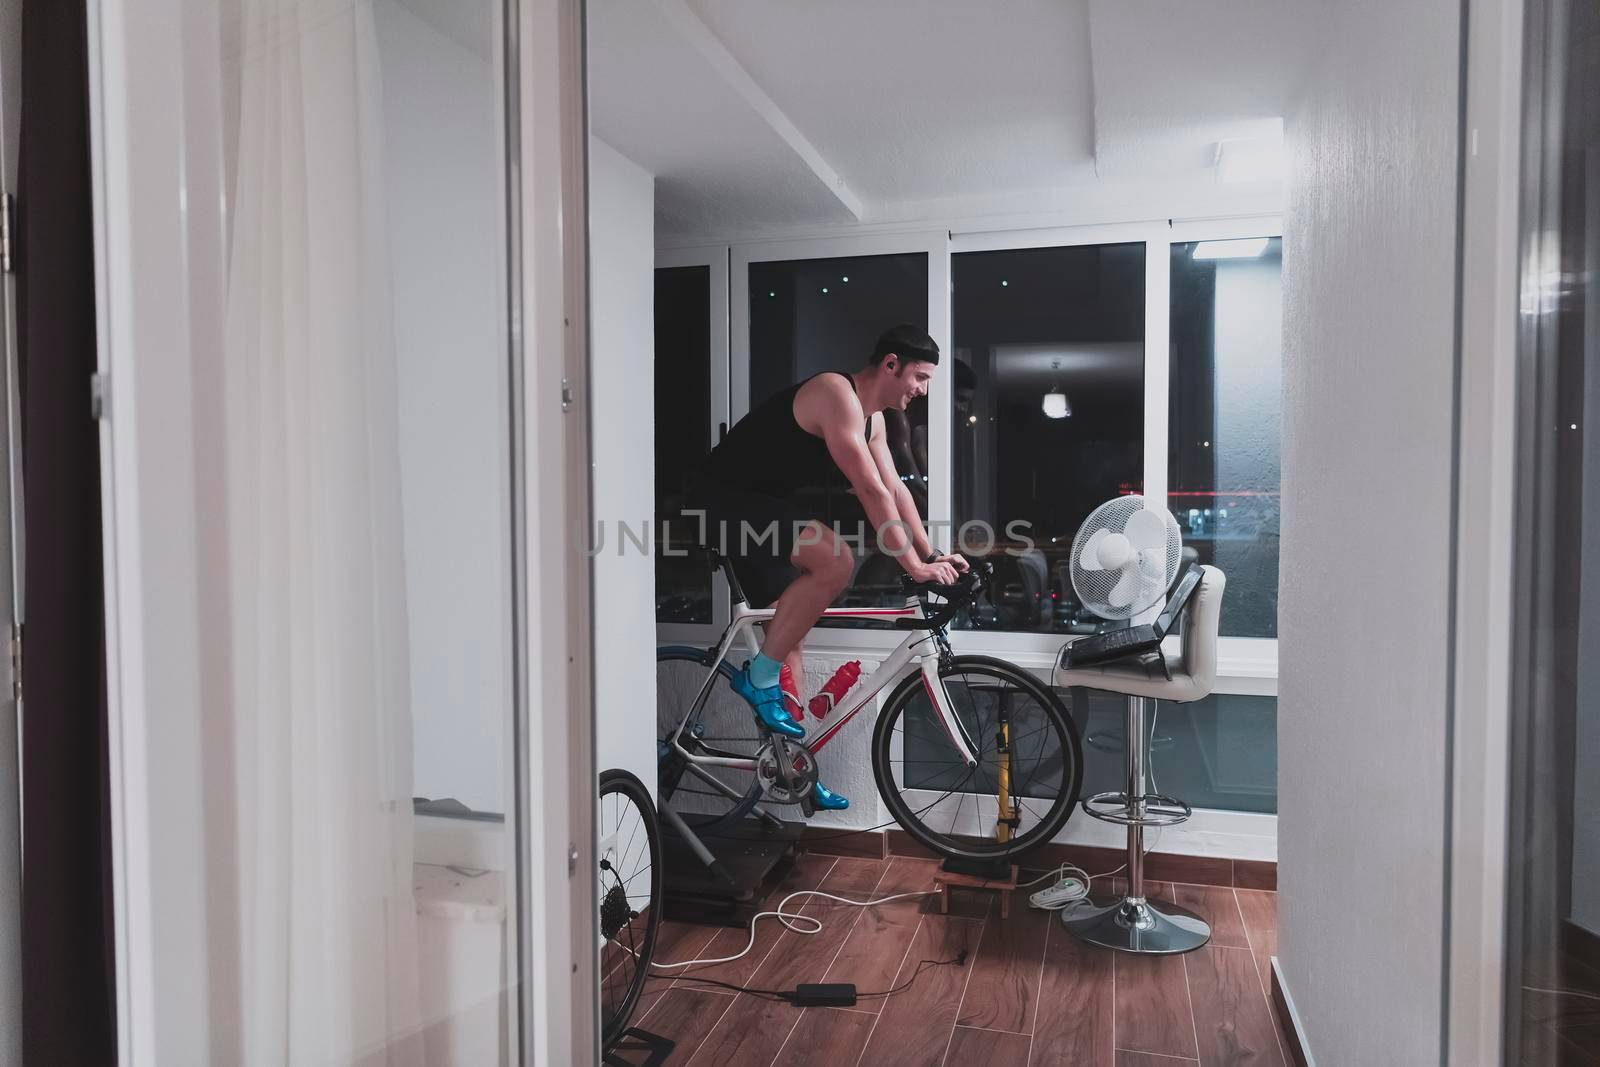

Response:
(588, 0), (1309, 241)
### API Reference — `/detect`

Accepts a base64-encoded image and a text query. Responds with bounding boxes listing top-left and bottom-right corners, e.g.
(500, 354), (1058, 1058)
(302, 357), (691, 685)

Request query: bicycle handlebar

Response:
(893, 560), (991, 630)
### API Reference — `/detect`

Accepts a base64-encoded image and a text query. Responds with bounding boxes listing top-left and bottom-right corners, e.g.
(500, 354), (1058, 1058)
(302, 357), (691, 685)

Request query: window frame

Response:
(947, 220), (1170, 660)
(1166, 215), (1284, 679)
(654, 245), (731, 645)
(730, 229), (952, 611)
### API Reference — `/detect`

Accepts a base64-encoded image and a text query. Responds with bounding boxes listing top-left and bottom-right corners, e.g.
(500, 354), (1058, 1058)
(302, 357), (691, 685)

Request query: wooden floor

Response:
(611, 853), (1290, 1067)
(1519, 949), (1600, 1065)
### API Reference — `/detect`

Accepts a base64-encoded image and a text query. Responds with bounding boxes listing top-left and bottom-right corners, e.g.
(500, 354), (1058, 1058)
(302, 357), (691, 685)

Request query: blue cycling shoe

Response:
(730, 662), (806, 740)
(810, 782), (849, 811)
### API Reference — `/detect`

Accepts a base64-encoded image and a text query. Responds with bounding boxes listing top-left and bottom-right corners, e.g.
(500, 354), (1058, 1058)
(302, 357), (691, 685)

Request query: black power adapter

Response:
(791, 983), (858, 1007)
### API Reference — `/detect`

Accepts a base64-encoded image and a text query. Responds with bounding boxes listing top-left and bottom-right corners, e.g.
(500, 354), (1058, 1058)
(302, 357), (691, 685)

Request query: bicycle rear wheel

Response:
(655, 646), (766, 836)
(598, 769), (662, 1050)
(871, 655), (1082, 862)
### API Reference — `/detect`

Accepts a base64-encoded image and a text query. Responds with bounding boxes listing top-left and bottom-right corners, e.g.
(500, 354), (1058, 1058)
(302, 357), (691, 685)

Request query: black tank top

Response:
(699, 372), (872, 499)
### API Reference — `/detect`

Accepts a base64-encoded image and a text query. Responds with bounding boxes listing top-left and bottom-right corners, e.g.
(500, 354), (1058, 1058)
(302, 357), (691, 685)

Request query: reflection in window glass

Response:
(952, 244), (1145, 633)
(1170, 238), (1283, 638)
(747, 253), (928, 611)
(1063, 689), (1278, 814)
(655, 266), (713, 624)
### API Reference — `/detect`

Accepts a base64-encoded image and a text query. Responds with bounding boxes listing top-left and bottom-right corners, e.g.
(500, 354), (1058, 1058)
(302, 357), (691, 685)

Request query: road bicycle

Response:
(655, 553), (1084, 870)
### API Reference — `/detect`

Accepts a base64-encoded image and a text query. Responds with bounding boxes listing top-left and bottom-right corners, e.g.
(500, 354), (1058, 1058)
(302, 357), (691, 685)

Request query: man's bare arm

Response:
(795, 377), (953, 581)
(867, 416), (934, 559)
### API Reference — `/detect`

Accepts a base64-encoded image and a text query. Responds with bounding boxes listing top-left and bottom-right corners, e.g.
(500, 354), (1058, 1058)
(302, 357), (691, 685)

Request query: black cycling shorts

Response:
(686, 476), (828, 608)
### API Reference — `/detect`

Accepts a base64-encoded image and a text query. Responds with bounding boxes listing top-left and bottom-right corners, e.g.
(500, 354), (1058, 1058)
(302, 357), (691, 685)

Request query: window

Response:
(951, 243), (1146, 633)
(655, 265), (713, 623)
(1169, 237), (1283, 638)
(746, 251), (929, 610)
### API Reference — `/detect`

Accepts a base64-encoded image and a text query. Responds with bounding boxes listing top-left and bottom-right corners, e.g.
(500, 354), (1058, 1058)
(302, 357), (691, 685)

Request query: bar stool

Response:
(1053, 565), (1226, 955)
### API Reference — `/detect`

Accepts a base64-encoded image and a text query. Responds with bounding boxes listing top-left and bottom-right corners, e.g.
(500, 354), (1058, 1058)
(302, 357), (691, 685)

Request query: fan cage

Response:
(1068, 495), (1181, 621)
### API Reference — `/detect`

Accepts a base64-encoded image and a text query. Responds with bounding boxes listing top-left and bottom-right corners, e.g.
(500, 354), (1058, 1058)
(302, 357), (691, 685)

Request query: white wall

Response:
(375, 1), (511, 814)
(1277, 0), (1461, 1061)
(589, 136), (657, 791)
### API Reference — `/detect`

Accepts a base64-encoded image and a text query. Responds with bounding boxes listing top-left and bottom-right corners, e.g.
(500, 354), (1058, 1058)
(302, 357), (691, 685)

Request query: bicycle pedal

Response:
(800, 794), (815, 818)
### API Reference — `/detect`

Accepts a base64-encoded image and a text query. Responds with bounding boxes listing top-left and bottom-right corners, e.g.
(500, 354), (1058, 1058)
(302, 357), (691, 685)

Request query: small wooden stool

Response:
(933, 864), (1019, 919)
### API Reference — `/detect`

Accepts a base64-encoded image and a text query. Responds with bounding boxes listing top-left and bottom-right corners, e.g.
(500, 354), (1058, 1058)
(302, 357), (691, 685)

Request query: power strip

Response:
(1028, 875), (1090, 911)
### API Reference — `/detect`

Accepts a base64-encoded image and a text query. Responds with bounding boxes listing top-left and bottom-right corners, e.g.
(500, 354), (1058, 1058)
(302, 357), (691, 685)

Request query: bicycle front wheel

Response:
(871, 655), (1082, 862)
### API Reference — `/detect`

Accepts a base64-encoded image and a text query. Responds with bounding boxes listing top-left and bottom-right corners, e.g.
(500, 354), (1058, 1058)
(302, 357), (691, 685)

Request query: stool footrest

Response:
(1080, 790), (1193, 827)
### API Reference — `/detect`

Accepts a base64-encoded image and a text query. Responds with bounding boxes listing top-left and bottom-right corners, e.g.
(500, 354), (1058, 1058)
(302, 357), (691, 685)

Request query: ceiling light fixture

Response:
(1193, 238), (1269, 260)
(1042, 359), (1071, 419)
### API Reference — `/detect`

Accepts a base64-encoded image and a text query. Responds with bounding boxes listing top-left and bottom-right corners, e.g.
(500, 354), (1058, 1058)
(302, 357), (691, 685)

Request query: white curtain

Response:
(224, 1), (422, 1062)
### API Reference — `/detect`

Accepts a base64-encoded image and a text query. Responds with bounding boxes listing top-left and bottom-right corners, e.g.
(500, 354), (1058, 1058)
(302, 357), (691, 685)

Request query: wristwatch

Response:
(924, 550), (944, 564)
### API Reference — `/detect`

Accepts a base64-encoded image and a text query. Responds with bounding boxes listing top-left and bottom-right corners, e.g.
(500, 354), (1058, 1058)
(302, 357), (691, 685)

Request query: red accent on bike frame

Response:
(815, 607), (918, 617)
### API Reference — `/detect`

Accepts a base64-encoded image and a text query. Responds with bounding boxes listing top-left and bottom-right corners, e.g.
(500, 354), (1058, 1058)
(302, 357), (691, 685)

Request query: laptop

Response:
(1059, 563), (1203, 670)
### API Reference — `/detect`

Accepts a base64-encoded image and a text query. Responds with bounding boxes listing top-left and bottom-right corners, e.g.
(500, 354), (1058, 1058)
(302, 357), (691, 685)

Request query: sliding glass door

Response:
(92, 0), (538, 1060)
(1504, 0), (1600, 1060)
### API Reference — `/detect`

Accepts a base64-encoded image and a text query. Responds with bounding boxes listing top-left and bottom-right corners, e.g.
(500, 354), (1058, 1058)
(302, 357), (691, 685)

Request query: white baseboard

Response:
(1052, 805), (1277, 861)
(1271, 956), (1316, 1067)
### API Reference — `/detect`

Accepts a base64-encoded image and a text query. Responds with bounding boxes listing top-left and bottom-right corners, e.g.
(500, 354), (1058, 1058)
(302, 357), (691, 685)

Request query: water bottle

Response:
(808, 661), (862, 720)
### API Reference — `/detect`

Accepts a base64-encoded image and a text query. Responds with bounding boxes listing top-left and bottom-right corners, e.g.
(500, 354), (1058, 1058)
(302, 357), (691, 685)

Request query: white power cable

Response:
(1522, 986), (1600, 1002)
(1025, 703), (1169, 912)
(648, 888), (938, 970)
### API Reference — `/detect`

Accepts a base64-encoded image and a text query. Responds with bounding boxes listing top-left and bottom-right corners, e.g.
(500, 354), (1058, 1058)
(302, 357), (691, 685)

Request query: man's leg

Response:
(729, 523), (855, 808)
(761, 523), (853, 660)
(766, 524), (852, 809)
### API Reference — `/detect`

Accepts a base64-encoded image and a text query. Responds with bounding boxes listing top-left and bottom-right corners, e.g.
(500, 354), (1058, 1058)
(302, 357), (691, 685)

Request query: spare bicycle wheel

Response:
(598, 768), (663, 1050)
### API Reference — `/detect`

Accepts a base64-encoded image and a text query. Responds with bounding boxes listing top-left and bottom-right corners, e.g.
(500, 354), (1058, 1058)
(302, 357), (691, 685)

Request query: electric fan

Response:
(1069, 495), (1182, 620)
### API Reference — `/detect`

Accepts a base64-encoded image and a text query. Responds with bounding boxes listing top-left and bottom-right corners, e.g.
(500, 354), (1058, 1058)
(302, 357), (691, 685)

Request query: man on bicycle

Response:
(689, 323), (968, 811)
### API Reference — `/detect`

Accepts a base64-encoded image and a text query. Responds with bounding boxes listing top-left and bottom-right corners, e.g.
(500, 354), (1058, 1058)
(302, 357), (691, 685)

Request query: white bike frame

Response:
(665, 596), (981, 770)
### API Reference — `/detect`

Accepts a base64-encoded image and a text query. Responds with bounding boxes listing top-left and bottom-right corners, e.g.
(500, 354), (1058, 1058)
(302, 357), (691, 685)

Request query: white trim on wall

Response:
(659, 186), (1286, 253)
(1446, 0), (1522, 1059)
(1057, 803), (1278, 863)
(88, 0), (231, 1059)
(515, 0), (596, 1061)
(1169, 214), (1285, 243)
(951, 220), (1168, 255)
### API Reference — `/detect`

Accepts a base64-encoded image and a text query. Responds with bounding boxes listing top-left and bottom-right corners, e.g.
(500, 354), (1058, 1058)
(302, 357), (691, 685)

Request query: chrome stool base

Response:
(1061, 895), (1210, 955)
(1065, 694), (1211, 955)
